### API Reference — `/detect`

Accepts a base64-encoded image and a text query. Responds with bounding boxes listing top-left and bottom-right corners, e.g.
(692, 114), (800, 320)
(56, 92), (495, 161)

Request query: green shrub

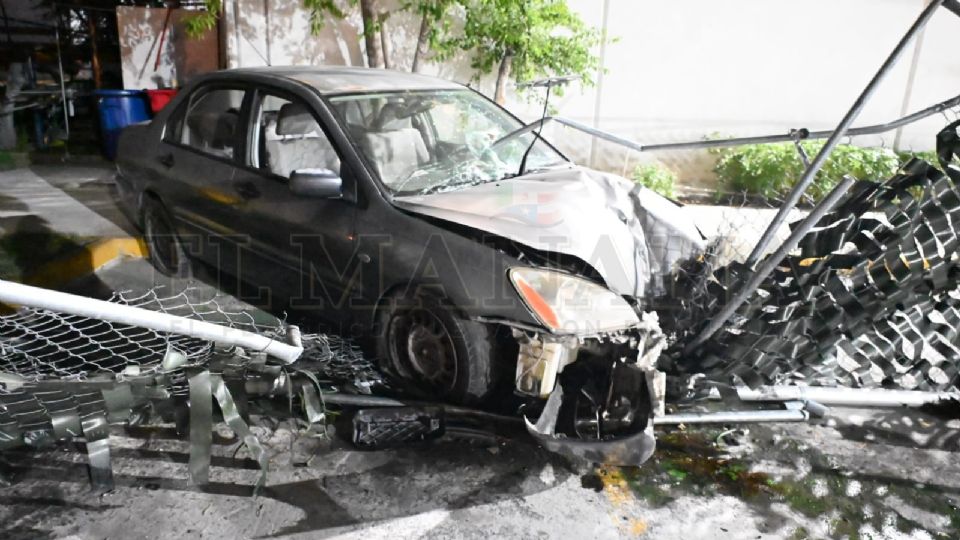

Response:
(633, 163), (677, 199)
(897, 149), (943, 167)
(712, 142), (905, 201)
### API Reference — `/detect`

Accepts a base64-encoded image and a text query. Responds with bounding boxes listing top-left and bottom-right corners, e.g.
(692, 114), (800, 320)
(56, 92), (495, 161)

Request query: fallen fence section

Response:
(0, 286), (378, 492)
(674, 153), (960, 392)
(0, 280), (303, 363)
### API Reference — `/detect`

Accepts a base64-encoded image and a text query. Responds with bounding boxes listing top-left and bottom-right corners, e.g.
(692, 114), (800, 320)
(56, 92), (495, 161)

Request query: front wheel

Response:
(375, 294), (503, 405)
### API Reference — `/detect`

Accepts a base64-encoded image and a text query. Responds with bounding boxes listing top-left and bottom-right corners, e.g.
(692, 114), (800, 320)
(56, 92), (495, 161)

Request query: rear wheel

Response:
(142, 197), (191, 278)
(376, 293), (502, 404)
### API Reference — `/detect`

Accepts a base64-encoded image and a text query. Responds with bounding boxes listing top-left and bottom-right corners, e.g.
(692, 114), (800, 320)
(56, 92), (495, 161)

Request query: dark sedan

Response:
(115, 66), (703, 462)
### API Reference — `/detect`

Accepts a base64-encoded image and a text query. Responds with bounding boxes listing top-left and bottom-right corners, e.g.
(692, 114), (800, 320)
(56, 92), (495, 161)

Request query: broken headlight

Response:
(508, 267), (639, 334)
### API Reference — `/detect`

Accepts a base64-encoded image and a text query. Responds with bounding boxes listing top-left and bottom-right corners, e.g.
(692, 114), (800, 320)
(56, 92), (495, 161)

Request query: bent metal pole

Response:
(0, 279), (303, 363)
(743, 0), (947, 268)
(683, 176), (856, 354)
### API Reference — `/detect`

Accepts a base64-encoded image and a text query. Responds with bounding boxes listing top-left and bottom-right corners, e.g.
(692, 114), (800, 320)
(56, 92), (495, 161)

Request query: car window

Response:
(250, 93), (341, 179)
(328, 90), (567, 194)
(427, 100), (504, 146)
(162, 100), (187, 144)
(178, 88), (245, 159)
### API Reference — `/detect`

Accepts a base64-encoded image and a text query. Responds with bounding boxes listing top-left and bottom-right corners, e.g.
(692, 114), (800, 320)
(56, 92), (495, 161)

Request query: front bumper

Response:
(524, 383), (658, 466)
(512, 312), (667, 466)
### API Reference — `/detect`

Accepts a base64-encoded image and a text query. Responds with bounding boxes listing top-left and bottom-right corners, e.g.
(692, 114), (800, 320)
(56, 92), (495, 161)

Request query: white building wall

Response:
(220, 0), (960, 186)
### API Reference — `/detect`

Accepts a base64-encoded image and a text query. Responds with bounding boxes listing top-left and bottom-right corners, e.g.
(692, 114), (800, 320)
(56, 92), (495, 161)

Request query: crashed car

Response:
(114, 67), (704, 460)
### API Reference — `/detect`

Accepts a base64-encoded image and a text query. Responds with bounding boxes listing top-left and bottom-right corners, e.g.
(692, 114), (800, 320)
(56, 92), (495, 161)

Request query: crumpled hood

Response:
(392, 167), (705, 298)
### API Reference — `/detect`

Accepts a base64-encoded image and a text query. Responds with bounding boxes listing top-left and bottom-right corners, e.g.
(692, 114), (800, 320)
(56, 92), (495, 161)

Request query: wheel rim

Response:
(387, 307), (458, 394)
(146, 208), (181, 274)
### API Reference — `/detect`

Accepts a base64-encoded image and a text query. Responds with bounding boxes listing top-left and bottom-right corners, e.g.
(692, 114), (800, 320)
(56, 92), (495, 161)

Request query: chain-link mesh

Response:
(655, 194), (805, 343)
(666, 158), (960, 392)
(0, 286), (382, 482)
(0, 287), (379, 387)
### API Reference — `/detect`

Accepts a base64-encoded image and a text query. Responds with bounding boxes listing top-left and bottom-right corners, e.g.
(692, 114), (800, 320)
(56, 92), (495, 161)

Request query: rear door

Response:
(226, 87), (359, 315)
(156, 85), (250, 274)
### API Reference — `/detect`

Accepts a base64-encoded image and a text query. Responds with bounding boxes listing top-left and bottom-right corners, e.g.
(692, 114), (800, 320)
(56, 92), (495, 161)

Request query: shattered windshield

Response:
(328, 89), (569, 195)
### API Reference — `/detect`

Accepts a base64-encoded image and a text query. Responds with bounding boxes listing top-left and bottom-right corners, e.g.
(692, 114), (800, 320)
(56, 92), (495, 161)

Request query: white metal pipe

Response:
(588, 0), (610, 169)
(0, 280), (302, 363)
(654, 408), (809, 425)
(737, 386), (959, 408)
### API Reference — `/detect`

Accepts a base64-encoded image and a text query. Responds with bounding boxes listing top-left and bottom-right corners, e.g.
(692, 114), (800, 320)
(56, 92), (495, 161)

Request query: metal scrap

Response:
(0, 286), (377, 492)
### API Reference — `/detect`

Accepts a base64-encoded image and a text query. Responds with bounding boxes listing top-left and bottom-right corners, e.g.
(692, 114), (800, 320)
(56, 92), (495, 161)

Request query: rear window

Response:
(166, 88), (245, 159)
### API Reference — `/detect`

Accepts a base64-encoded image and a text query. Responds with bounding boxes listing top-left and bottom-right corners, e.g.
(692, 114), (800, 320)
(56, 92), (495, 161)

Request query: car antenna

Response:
(515, 75), (579, 177)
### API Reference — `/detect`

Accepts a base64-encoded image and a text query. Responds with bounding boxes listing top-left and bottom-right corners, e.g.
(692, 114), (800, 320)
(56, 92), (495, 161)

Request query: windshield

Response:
(328, 89), (568, 195)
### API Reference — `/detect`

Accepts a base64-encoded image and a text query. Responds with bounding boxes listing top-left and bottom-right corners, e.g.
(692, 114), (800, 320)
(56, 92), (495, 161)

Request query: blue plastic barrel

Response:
(95, 89), (150, 160)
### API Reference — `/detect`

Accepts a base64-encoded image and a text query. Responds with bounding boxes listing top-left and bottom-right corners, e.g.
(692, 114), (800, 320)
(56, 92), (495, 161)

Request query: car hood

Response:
(392, 167), (705, 298)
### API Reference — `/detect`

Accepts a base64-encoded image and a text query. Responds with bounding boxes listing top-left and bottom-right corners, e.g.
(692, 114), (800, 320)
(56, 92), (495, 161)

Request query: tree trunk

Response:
(360, 0), (383, 68)
(494, 53), (513, 105)
(88, 15), (102, 89)
(379, 13), (392, 69)
(411, 12), (430, 73)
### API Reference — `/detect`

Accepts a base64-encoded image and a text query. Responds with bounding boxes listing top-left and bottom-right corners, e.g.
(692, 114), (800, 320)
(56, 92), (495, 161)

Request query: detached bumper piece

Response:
(523, 354), (660, 466)
(525, 384), (656, 466)
(351, 407), (445, 449)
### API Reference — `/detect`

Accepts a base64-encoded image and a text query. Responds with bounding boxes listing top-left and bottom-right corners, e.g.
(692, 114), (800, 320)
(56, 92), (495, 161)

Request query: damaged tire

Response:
(376, 293), (502, 405)
(143, 197), (191, 278)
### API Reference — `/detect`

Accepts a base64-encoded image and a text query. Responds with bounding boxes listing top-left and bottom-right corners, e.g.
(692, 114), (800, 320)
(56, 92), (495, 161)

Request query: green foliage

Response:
(184, 0), (222, 39)
(303, 0), (348, 36)
(632, 163), (677, 199)
(897, 148), (941, 167)
(186, 0), (349, 39)
(712, 142), (904, 201)
(437, 0), (602, 89)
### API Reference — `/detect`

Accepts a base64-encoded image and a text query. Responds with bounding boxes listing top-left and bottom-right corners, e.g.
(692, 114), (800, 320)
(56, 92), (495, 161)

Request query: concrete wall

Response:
(218, 0), (960, 186)
(117, 7), (219, 90)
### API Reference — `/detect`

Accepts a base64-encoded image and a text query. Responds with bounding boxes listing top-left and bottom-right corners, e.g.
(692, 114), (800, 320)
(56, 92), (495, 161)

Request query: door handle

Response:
(234, 181), (261, 199)
(157, 153), (174, 168)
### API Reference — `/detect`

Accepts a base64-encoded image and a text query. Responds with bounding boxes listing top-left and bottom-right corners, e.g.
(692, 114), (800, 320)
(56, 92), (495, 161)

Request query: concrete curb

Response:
(24, 237), (148, 289)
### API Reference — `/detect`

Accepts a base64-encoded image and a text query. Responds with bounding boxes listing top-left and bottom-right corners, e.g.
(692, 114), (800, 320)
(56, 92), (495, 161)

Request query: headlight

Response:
(509, 267), (640, 334)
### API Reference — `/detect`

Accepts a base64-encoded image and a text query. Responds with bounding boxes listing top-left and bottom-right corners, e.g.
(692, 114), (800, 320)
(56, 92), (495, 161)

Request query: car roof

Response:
(216, 66), (465, 95)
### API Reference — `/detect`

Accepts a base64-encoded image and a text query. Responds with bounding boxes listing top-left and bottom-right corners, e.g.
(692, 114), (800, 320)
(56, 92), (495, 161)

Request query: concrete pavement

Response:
(2, 402), (958, 539)
(0, 165), (145, 287)
(0, 164), (957, 539)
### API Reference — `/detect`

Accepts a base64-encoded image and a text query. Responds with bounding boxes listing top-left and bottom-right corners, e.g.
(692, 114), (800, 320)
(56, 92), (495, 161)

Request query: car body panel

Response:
(393, 166), (705, 298)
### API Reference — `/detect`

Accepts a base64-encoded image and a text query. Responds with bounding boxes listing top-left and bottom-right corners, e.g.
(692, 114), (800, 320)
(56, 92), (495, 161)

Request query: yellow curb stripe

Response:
(597, 467), (648, 537)
(24, 237), (148, 289)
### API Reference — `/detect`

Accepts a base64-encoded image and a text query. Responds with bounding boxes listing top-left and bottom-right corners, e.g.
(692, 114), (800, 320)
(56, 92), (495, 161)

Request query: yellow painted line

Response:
(597, 467), (648, 537)
(24, 237), (148, 289)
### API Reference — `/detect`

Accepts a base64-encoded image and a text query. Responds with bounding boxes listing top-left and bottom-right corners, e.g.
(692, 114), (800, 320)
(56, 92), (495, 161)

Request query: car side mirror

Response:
(290, 168), (343, 199)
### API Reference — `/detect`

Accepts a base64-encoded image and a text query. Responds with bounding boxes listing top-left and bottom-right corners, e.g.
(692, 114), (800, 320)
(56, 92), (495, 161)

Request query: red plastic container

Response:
(146, 89), (178, 114)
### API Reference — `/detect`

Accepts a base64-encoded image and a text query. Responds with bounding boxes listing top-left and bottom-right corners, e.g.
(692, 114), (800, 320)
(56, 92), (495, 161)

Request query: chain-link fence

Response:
(0, 285), (381, 491)
(663, 157), (960, 394)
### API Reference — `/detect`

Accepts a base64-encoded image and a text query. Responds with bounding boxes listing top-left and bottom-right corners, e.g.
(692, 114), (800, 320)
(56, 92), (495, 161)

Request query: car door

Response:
(155, 84), (250, 275)
(226, 88), (359, 316)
